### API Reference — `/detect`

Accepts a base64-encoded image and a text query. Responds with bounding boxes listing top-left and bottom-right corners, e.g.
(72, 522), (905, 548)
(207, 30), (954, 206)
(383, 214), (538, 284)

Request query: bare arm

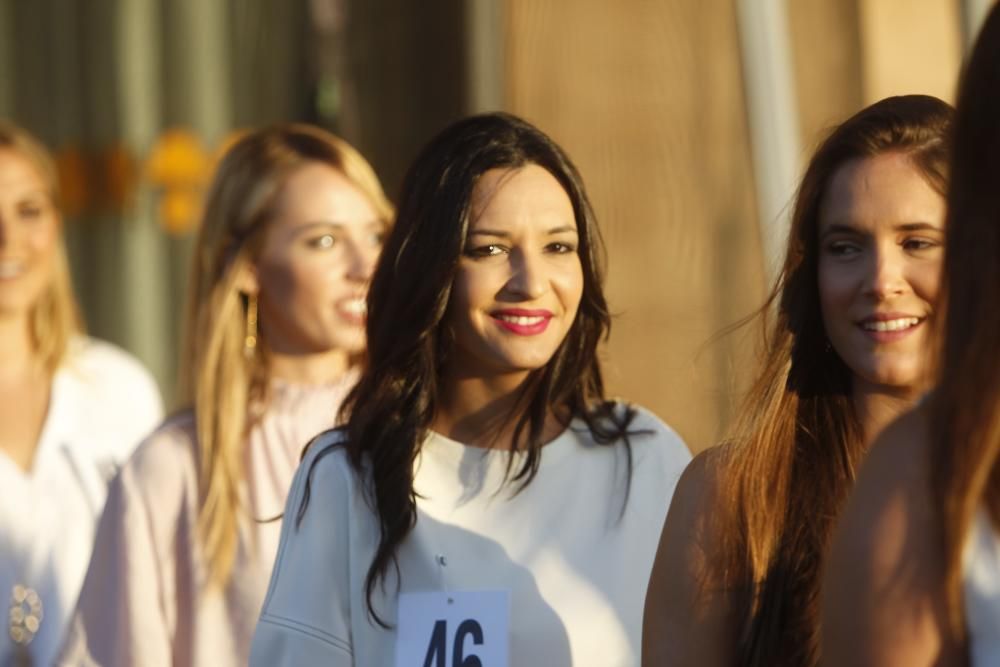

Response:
(642, 449), (742, 666)
(821, 407), (967, 666)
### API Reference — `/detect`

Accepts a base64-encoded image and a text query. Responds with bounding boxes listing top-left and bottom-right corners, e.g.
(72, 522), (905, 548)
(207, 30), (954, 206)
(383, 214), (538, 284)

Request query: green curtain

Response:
(0, 0), (312, 405)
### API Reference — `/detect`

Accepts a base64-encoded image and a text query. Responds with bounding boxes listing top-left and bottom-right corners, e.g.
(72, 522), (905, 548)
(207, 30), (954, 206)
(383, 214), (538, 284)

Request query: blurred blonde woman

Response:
(0, 122), (163, 666)
(60, 124), (392, 666)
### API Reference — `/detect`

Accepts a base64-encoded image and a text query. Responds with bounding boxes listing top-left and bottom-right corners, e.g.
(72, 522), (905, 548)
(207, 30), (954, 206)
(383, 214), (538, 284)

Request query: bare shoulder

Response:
(643, 445), (739, 666)
(830, 405), (934, 576)
(822, 404), (961, 665)
(673, 445), (728, 511)
(659, 444), (731, 549)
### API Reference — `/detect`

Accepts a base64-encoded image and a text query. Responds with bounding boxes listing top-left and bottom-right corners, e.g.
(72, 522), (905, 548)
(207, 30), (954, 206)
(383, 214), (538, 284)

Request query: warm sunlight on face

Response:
(818, 151), (946, 392)
(254, 162), (386, 357)
(445, 164), (583, 380)
(0, 149), (59, 320)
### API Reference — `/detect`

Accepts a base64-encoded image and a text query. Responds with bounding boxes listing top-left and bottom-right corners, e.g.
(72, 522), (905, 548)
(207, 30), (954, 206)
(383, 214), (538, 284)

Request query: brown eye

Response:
(902, 238), (937, 252)
(546, 242), (576, 254)
(464, 244), (505, 258)
(825, 240), (861, 257)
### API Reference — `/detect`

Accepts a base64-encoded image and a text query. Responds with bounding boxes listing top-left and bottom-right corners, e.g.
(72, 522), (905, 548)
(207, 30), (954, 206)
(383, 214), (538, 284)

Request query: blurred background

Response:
(0, 0), (993, 452)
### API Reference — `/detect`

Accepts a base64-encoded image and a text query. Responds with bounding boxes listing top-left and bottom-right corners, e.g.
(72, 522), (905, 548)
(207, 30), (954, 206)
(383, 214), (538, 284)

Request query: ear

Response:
(234, 263), (260, 297)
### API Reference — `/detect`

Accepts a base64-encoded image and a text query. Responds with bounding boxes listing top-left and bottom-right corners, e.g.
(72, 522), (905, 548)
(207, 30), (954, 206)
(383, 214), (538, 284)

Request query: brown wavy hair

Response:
(299, 112), (642, 626)
(716, 95), (953, 665)
(931, 2), (1000, 636)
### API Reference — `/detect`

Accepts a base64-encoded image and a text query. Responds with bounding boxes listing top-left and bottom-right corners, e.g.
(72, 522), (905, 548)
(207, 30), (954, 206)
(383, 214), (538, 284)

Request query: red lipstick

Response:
(490, 308), (553, 336)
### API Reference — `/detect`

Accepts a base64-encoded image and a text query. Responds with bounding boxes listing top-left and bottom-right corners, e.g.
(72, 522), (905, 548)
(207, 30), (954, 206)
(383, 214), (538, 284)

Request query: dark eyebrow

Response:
(468, 225), (578, 238)
(895, 222), (943, 233)
(821, 221), (943, 239)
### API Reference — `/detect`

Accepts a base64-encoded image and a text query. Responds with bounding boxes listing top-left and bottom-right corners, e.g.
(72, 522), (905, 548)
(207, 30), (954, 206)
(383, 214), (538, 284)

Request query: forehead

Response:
(819, 152), (944, 231)
(270, 161), (379, 225)
(0, 148), (48, 194)
(468, 164), (576, 231)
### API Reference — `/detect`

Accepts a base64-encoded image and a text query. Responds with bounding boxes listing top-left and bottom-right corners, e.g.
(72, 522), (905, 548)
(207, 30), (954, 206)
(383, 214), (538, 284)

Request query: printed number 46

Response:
(423, 619), (484, 667)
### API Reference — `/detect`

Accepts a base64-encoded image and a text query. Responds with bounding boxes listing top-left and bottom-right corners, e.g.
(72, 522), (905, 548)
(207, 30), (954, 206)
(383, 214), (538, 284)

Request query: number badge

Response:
(395, 590), (510, 667)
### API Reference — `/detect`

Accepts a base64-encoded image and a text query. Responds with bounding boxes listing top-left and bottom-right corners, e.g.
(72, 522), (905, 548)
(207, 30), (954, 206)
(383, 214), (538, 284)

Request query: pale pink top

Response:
(57, 374), (355, 667)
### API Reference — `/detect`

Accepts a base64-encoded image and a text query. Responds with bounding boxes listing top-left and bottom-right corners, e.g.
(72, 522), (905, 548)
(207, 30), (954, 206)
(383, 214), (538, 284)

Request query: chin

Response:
(862, 367), (926, 392)
(502, 357), (557, 374)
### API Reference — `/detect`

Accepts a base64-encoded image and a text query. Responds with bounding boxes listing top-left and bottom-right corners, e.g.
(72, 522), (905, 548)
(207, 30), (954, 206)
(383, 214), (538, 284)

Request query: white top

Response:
(57, 374), (355, 667)
(250, 404), (691, 667)
(964, 509), (1000, 666)
(0, 338), (163, 667)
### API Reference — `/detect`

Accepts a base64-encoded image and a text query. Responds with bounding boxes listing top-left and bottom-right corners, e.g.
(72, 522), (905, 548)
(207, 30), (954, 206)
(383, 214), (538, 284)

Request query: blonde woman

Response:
(0, 122), (163, 667)
(59, 124), (392, 666)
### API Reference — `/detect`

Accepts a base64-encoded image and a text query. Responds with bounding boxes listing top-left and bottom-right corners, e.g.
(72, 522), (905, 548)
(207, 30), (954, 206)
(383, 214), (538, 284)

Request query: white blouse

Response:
(964, 509), (1000, 666)
(251, 404), (692, 666)
(1, 338), (163, 667)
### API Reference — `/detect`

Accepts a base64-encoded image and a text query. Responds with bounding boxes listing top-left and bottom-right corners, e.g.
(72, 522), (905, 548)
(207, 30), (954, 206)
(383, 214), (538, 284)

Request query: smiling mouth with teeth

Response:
(339, 299), (366, 316)
(860, 317), (921, 332)
(496, 314), (546, 326)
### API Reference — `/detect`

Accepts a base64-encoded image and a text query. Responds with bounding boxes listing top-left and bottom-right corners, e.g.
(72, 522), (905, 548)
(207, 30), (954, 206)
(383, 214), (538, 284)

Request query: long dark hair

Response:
(931, 2), (1000, 637)
(715, 95), (952, 665)
(299, 112), (639, 625)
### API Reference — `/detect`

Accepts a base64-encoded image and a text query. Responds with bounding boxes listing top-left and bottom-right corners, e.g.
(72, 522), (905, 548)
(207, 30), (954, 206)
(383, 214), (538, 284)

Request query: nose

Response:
(344, 238), (378, 283)
(504, 248), (546, 300)
(863, 244), (906, 300)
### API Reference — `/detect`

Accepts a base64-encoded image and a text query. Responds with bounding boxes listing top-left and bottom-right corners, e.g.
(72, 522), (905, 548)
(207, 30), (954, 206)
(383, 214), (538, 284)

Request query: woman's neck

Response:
(852, 378), (922, 447)
(0, 314), (38, 380)
(433, 368), (563, 450)
(267, 347), (351, 386)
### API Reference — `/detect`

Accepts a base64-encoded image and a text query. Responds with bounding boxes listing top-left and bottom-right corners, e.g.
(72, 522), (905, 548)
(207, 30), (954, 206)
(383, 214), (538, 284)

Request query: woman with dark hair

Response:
(642, 94), (953, 666)
(822, 6), (1000, 665)
(249, 112), (691, 666)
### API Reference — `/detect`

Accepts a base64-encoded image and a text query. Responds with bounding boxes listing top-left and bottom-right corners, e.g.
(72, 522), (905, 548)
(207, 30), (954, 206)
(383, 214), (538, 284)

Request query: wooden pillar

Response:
(506, 0), (766, 451)
(858, 0), (962, 103)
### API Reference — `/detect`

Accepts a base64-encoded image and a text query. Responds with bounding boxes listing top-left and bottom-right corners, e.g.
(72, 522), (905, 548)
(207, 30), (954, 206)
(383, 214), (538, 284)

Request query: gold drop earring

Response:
(244, 294), (258, 358)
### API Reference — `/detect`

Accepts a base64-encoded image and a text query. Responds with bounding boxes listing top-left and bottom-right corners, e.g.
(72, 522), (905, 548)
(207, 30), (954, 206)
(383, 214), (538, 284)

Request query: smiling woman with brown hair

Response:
(822, 5), (1000, 665)
(642, 94), (953, 666)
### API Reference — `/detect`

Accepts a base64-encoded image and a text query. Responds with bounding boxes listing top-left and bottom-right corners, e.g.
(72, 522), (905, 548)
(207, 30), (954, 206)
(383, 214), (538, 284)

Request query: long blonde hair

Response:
(0, 121), (82, 373)
(932, 2), (1000, 635)
(180, 124), (392, 586)
(716, 96), (952, 666)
